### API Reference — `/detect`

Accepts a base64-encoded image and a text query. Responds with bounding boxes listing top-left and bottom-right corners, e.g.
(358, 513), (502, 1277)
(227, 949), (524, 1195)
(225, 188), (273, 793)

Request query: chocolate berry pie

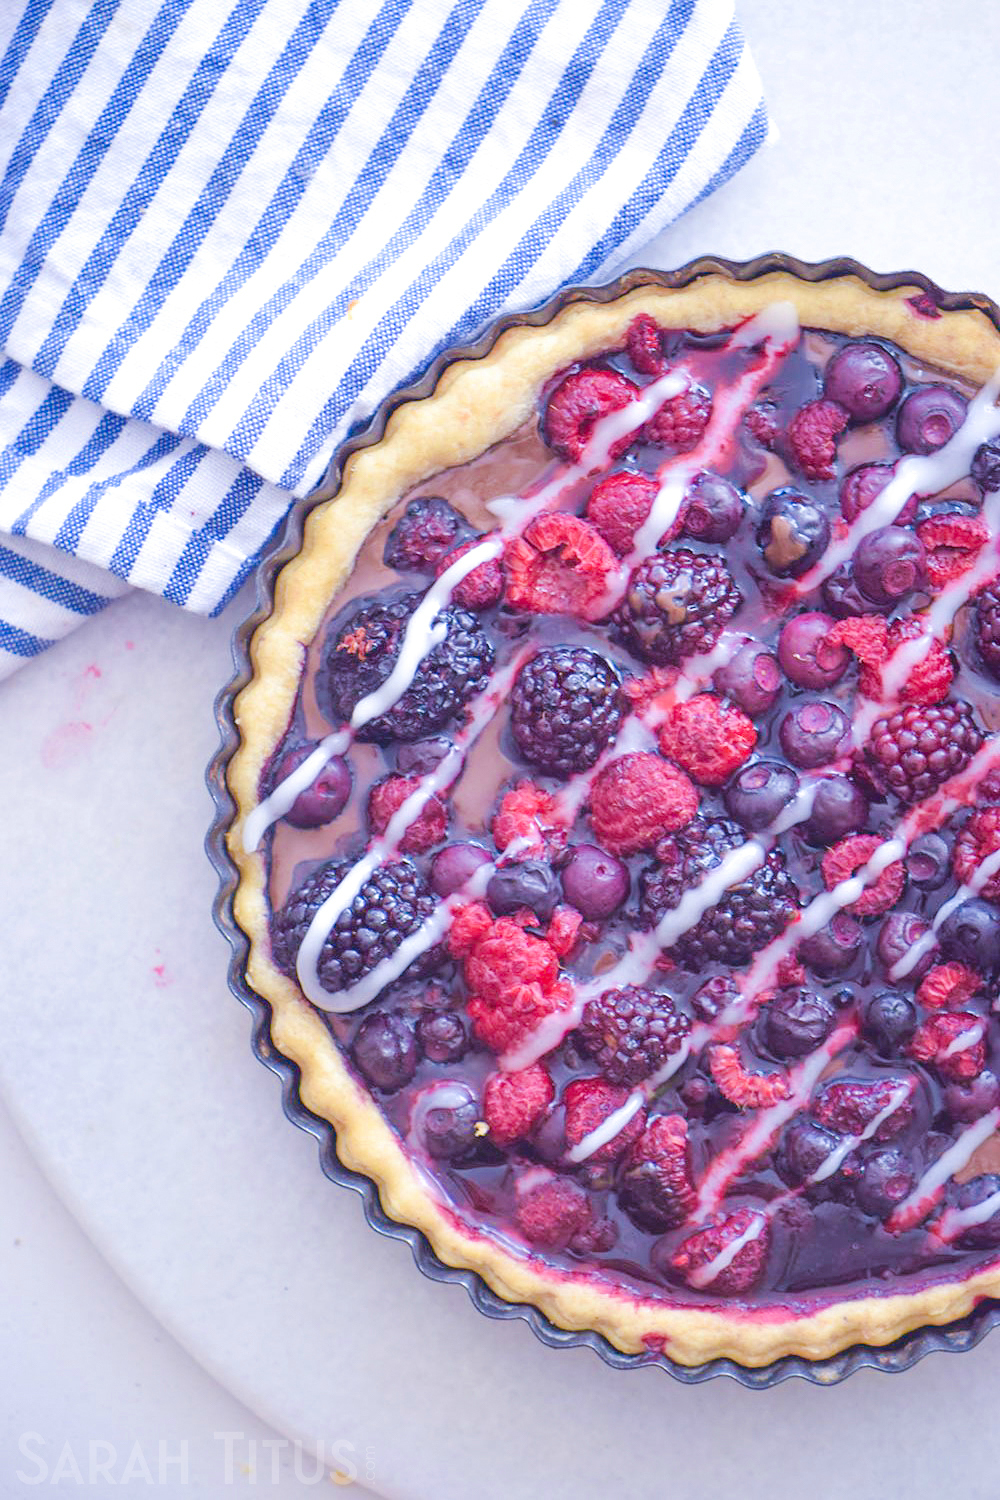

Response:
(225, 259), (1000, 1367)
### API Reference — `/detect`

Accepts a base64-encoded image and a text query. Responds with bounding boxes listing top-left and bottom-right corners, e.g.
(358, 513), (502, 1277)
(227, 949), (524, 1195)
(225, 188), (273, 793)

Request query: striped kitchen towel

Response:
(0, 0), (768, 678)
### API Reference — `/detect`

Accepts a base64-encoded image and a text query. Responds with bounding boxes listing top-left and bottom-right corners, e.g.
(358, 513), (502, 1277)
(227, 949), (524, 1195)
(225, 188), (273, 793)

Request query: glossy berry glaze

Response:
(252, 306), (1000, 1314)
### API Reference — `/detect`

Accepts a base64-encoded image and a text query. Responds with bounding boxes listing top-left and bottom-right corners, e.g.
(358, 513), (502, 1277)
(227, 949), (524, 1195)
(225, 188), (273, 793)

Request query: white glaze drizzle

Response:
(887, 1106), (1000, 1233)
(685, 1210), (769, 1289)
(795, 366), (1000, 595)
(935, 1187), (1000, 1243)
(565, 1090), (646, 1164)
(889, 842), (1000, 982)
(406, 1080), (476, 1152)
(694, 1022), (857, 1217)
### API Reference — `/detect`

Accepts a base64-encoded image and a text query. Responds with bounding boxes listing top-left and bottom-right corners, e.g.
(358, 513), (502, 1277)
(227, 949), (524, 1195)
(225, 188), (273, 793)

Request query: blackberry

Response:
(510, 646), (625, 775)
(975, 585), (1000, 679)
(616, 547), (741, 665)
(271, 858), (440, 995)
(639, 817), (799, 970)
(320, 593), (494, 743)
(862, 700), (984, 804)
(578, 985), (690, 1087)
(383, 496), (471, 572)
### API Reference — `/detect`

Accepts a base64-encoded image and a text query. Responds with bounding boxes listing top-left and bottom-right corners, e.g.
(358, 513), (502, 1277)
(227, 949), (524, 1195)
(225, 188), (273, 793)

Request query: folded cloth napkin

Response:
(0, 0), (767, 678)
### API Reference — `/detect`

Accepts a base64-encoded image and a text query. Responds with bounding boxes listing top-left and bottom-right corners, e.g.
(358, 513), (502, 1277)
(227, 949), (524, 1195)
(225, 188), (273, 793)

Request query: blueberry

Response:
(972, 438), (1000, 492)
(905, 832), (951, 890)
(396, 736), (452, 775)
(851, 526), (925, 606)
(877, 912), (937, 979)
(713, 641), (783, 716)
(416, 1010), (468, 1063)
(430, 842), (492, 897)
(939, 898), (1000, 972)
(560, 843), (630, 920)
(797, 913), (863, 976)
(723, 760), (799, 831)
(778, 700), (850, 769)
(487, 860), (559, 920)
(862, 991), (918, 1055)
(352, 1011), (419, 1092)
(854, 1149), (914, 1218)
(274, 743), (352, 829)
(944, 1070), (1000, 1124)
(776, 1119), (843, 1188)
(422, 1095), (479, 1160)
(777, 611), (850, 690)
(761, 990), (836, 1060)
(823, 563), (891, 619)
(951, 1174), (1000, 1248)
(757, 489), (831, 577)
(682, 471), (745, 543)
(802, 777), (868, 844)
(897, 385), (968, 454)
(824, 341), (903, 422)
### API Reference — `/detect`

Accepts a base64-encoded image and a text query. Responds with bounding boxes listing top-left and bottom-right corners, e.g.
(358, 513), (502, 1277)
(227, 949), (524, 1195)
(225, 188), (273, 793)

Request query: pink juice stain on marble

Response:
(39, 663), (118, 770)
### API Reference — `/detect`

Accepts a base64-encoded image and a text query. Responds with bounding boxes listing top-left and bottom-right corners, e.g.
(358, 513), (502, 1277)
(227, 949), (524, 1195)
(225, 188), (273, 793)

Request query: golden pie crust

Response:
(226, 264), (1000, 1367)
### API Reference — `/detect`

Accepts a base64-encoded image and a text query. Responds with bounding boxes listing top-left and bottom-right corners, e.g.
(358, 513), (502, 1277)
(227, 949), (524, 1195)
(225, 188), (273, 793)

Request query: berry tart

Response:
(222, 257), (1000, 1369)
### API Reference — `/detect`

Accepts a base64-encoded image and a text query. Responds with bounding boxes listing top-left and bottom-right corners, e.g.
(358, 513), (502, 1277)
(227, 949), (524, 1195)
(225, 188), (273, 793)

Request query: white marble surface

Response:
(5, 0), (1000, 1495)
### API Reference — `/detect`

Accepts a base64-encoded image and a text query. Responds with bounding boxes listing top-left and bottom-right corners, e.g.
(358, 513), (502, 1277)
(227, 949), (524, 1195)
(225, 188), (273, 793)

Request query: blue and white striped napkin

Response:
(0, 0), (768, 679)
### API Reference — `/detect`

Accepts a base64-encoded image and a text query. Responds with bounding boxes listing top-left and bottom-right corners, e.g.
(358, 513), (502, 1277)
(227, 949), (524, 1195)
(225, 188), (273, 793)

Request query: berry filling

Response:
(255, 310), (1000, 1313)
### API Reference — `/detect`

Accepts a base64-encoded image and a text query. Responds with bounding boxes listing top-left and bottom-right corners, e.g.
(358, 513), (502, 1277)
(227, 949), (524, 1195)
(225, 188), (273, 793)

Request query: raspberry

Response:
(858, 617), (953, 706)
(787, 398), (849, 481)
(434, 536), (504, 609)
(578, 985), (690, 1087)
(448, 900), (493, 958)
(671, 1209), (770, 1294)
(322, 594), (494, 744)
(514, 1172), (592, 1249)
(828, 613), (889, 667)
(821, 835), (905, 918)
(645, 385), (712, 451)
(590, 752), (699, 855)
(862, 700), (984, 804)
(544, 367), (639, 463)
(708, 1045), (789, 1108)
(909, 1011), (986, 1081)
(368, 775), (448, 853)
(491, 781), (559, 856)
(812, 1078), (913, 1140)
(745, 399), (778, 450)
(953, 807), (1000, 900)
(482, 1064), (553, 1145)
(510, 646), (625, 776)
(622, 664), (680, 713)
(916, 514), (990, 589)
(617, 547), (742, 665)
(840, 462), (917, 524)
(639, 817), (799, 970)
(585, 470), (684, 556)
(657, 693), (756, 786)
(468, 979), (573, 1056)
(976, 584), (1000, 678)
(618, 1115), (696, 1230)
(563, 1078), (646, 1163)
(547, 905), (583, 957)
(504, 512), (616, 619)
(462, 915), (570, 1054)
(917, 962), (982, 1011)
(626, 313), (667, 376)
(383, 496), (471, 572)
(271, 858), (440, 994)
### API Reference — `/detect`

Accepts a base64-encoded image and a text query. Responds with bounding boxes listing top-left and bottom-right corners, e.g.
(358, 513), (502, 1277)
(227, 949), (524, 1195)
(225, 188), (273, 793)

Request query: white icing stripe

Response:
(890, 838), (1000, 981)
(795, 367), (1000, 594)
(807, 1083), (914, 1185)
(294, 656), (526, 1010)
(942, 1021), (987, 1060)
(887, 1107), (1000, 1233)
(243, 728), (351, 854)
(685, 1211), (769, 1289)
(936, 1188), (1000, 1242)
(406, 1081), (476, 1152)
(694, 1024), (856, 1216)
(565, 1091), (646, 1163)
(583, 368), (689, 468)
(499, 998), (585, 1073)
